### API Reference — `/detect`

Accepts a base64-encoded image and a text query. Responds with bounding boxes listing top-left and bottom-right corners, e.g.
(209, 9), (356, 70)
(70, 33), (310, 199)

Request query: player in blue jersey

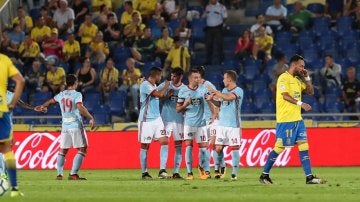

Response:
(0, 53), (25, 197)
(259, 55), (326, 184)
(159, 68), (186, 179)
(0, 91), (44, 179)
(138, 67), (170, 180)
(198, 66), (226, 178)
(206, 70), (243, 180)
(176, 68), (211, 180)
(38, 74), (95, 180)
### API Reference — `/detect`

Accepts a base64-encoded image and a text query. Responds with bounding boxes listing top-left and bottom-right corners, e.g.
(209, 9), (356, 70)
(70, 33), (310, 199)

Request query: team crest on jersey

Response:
(187, 132), (194, 137)
(146, 136), (152, 141)
(191, 98), (201, 105)
(217, 138), (223, 142)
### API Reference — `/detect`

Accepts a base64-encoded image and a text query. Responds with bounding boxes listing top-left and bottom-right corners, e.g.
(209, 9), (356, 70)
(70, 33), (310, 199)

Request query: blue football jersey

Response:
(54, 90), (83, 129)
(139, 80), (160, 122)
(218, 86), (244, 128)
(177, 85), (207, 127)
(199, 80), (216, 122)
(159, 82), (185, 123)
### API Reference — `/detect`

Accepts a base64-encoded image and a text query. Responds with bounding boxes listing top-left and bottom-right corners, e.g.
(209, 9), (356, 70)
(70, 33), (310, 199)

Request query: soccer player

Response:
(0, 90), (44, 179)
(159, 68), (185, 179)
(206, 70), (243, 180)
(259, 54), (326, 184)
(197, 66), (221, 178)
(138, 67), (170, 179)
(176, 68), (209, 180)
(38, 74), (95, 180)
(0, 53), (25, 197)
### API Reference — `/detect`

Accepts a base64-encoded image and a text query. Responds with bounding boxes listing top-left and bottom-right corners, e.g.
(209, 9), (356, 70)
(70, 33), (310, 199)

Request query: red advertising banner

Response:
(12, 128), (360, 169)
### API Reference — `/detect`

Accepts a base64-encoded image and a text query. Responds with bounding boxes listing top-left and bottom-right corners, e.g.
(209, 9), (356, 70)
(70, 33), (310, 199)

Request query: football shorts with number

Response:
(275, 120), (307, 147)
(206, 119), (218, 139)
(60, 128), (88, 148)
(214, 126), (241, 146)
(164, 121), (184, 141)
(184, 125), (208, 143)
(138, 117), (167, 144)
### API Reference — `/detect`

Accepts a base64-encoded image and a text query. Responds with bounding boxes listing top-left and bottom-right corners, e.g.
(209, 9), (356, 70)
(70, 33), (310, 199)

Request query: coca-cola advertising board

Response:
(13, 128), (360, 169)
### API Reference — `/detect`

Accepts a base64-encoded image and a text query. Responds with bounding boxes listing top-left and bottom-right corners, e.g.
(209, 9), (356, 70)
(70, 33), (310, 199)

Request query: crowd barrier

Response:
(13, 128), (360, 169)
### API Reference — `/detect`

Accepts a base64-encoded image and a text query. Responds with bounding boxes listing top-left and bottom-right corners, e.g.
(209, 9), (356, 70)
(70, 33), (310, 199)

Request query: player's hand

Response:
(89, 118), (95, 130)
(34, 105), (47, 112)
(8, 103), (15, 110)
(184, 98), (192, 106)
(205, 92), (214, 101)
(167, 89), (174, 97)
(300, 69), (309, 77)
(164, 80), (170, 88)
(301, 102), (312, 111)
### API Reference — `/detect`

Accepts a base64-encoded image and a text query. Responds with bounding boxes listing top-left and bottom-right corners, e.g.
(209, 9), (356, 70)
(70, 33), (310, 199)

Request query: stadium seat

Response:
(190, 18), (206, 42)
(307, 3), (325, 15)
(241, 101), (256, 120)
(93, 113), (110, 125)
(23, 110), (41, 124)
(168, 19), (180, 34)
(224, 24), (249, 37)
(32, 92), (52, 105)
(258, 102), (275, 120)
(109, 95), (127, 116)
(251, 73), (270, 93)
(29, 8), (41, 21)
(243, 64), (260, 81)
(301, 46), (319, 64)
(253, 88), (272, 110)
(222, 59), (240, 72)
(336, 16), (354, 35)
(142, 61), (162, 77)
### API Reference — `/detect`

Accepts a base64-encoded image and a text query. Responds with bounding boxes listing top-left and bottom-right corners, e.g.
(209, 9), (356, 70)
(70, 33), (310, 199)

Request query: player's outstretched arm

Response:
(8, 73), (25, 110)
(77, 103), (95, 129)
(152, 80), (170, 98)
(17, 99), (46, 112)
(37, 98), (57, 112)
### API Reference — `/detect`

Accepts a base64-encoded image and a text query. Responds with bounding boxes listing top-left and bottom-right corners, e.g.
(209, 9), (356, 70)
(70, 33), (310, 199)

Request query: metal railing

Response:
(0, 0), (20, 33)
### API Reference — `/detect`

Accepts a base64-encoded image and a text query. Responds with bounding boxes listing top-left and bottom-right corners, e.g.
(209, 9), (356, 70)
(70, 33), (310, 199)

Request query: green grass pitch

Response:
(1, 167), (359, 201)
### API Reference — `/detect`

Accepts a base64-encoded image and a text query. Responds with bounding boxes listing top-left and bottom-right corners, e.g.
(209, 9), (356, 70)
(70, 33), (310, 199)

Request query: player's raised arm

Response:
(152, 80), (170, 98)
(8, 73), (25, 110)
(77, 103), (95, 129)
(300, 69), (314, 95)
(206, 85), (237, 102)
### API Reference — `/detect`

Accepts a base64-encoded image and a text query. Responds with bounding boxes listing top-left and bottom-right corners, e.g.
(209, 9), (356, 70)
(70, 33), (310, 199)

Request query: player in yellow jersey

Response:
(259, 54), (326, 185)
(0, 53), (25, 197)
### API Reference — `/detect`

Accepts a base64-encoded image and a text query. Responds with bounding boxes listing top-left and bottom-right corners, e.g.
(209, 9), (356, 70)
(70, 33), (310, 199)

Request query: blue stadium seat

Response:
(109, 90), (127, 102)
(142, 61), (162, 77)
(109, 93), (127, 116)
(191, 50), (207, 66)
(275, 31), (292, 42)
(241, 101), (256, 120)
(258, 102), (275, 120)
(222, 59), (240, 72)
(336, 16), (354, 35)
(168, 19), (180, 34)
(32, 92), (52, 105)
(23, 110), (41, 124)
(224, 24), (249, 37)
(190, 18), (206, 42)
(307, 3), (325, 14)
(29, 8), (41, 21)
(224, 37), (238, 52)
(253, 88), (272, 110)
(93, 113), (110, 124)
(251, 73), (270, 93)
(301, 46), (319, 64)
(187, 5), (204, 15)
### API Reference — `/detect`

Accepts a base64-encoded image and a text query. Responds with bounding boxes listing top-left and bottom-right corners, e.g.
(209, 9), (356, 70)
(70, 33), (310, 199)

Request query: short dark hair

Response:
(107, 13), (115, 19)
(224, 70), (238, 81)
(188, 68), (200, 76)
(289, 54), (304, 64)
(197, 66), (205, 78)
(66, 74), (78, 87)
(324, 54), (333, 58)
(124, 1), (133, 6)
(171, 67), (184, 76)
(149, 67), (162, 77)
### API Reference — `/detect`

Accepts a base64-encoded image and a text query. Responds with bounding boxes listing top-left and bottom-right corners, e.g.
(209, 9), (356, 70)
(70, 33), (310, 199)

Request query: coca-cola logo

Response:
(14, 133), (60, 169)
(212, 129), (291, 167)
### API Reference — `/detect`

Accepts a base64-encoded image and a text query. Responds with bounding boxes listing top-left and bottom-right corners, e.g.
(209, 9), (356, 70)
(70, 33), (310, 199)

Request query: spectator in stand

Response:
(135, 27), (156, 62)
(320, 54), (342, 88)
(326, 0), (345, 20)
(164, 36), (190, 76)
(342, 66), (360, 120)
(121, 1), (142, 27)
(99, 57), (119, 93)
(204, 0), (228, 65)
(18, 34), (41, 70)
(63, 32), (81, 73)
(40, 6), (53, 27)
(47, 0), (59, 16)
(344, 0), (360, 28)
(265, 0), (288, 31)
(100, 13), (121, 52)
(8, 23), (25, 48)
(161, 0), (179, 21)
(31, 16), (51, 44)
(42, 56), (66, 94)
(288, 1), (315, 33)
(91, 0), (112, 16)
(252, 26), (273, 61)
(27, 0), (46, 10)
(97, 4), (118, 28)
(86, 31), (109, 64)
(0, 29), (19, 60)
(12, 6), (33, 34)
(174, 18), (191, 47)
(76, 57), (97, 93)
(234, 29), (253, 61)
(53, 0), (75, 35)
(250, 14), (273, 39)
(72, 0), (90, 31)
(155, 27), (174, 65)
(78, 13), (98, 54)
(119, 57), (142, 111)
(270, 53), (288, 99)
(123, 12), (146, 47)
(41, 28), (64, 59)
(25, 59), (45, 93)
(133, 0), (159, 22)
